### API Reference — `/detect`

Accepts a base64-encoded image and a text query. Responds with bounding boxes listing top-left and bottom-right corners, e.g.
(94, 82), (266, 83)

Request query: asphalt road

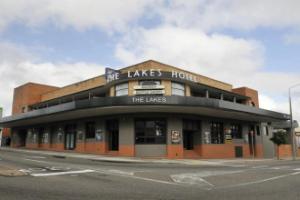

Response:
(1, 150), (300, 200)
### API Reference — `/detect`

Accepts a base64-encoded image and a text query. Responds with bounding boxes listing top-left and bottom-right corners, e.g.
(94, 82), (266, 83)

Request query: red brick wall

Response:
(167, 144), (184, 159)
(277, 144), (292, 158)
(12, 83), (59, 115)
(2, 128), (11, 137)
(200, 144), (263, 159)
(232, 87), (259, 108)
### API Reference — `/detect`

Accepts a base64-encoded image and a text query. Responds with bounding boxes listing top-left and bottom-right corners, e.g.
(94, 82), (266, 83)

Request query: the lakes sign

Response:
(105, 68), (198, 83)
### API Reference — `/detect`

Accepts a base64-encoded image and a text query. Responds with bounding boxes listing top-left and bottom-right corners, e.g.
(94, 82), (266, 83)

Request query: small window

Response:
(115, 83), (128, 96)
(139, 80), (161, 86)
(85, 122), (96, 139)
(231, 124), (242, 139)
(172, 82), (185, 96)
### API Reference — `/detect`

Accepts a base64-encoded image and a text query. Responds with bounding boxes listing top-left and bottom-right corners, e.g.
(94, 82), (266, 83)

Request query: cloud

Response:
(158, 0), (300, 31)
(283, 31), (300, 45)
(1, 0), (300, 33)
(116, 26), (264, 77)
(0, 0), (160, 32)
(0, 42), (105, 116)
(115, 25), (300, 121)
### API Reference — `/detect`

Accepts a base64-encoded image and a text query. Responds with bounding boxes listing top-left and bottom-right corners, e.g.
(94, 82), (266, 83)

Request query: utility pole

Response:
(289, 84), (300, 161)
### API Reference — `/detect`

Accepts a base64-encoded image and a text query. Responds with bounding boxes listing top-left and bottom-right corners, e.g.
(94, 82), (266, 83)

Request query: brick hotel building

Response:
(0, 60), (291, 158)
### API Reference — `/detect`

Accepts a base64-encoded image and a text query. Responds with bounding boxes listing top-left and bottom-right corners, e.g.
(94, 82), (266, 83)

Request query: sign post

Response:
(0, 107), (3, 147)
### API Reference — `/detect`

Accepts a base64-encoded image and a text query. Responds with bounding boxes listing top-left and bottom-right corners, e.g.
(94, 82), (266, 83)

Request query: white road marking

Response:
(23, 158), (50, 163)
(25, 156), (46, 159)
(94, 169), (180, 186)
(31, 169), (95, 177)
(293, 168), (300, 171)
(171, 173), (214, 187)
(218, 171), (300, 189)
(252, 165), (268, 169)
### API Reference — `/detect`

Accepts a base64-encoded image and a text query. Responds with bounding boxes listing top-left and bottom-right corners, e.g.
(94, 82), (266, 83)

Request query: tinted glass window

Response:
(135, 119), (166, 144)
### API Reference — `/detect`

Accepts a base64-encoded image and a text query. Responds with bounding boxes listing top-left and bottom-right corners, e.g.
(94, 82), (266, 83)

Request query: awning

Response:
(0, 96), (290, 127)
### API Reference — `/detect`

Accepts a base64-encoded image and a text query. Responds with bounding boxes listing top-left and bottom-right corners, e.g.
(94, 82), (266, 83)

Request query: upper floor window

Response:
(139, 80), (161, 86)
(172, 82), (185, 96)
(115, 83), (128, 96)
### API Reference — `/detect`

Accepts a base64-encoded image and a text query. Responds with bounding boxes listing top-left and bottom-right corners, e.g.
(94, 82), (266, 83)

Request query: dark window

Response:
(183, 119), (201, 131)
(210, 122), (224, 144)
(265, 126), (269, 136)
(85, 122), (96, 139)
(231, 124), (242, 139)
(139, 80), (161, 86)
(135, 119), (166, 144)
(256, 126), (260, 136)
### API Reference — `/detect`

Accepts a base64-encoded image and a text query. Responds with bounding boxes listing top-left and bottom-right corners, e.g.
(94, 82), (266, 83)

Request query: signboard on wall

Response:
(105, 68), (198, 83)
(134, 90), (165, 95)
(171, 130), (181, 144)
(224, 128), (232, 144)
(95, 129), (103, 141)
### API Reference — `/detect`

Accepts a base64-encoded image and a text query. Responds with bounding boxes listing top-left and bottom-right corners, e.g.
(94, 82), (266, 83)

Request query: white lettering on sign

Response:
(134, 85), (165, 90)
(106, 67), (198, 83)
(128, 69), (162, 78)
(172, 70), (197, 82)
(132, 96), (167, 104)
(134, 90), (165, 95)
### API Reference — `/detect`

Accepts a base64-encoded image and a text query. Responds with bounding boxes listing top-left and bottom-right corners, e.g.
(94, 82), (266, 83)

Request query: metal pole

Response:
(252, 131), (255, 159)
(289, 87), (297, 160)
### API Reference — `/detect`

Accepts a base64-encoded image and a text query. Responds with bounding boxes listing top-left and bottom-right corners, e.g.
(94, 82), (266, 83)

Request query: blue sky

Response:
(0, 0), (300, 119)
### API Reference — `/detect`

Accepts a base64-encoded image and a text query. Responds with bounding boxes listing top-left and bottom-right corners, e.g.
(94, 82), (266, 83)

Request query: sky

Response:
(0, 0), (300, 121)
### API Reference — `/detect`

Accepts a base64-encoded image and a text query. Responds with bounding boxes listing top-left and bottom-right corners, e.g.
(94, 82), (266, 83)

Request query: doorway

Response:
(106, 119), (119, 151)
(65, 124), (76, 150)
(183, 119), (201, 150)
(183, 131), (194, 150)
(18, 129), (27, 147)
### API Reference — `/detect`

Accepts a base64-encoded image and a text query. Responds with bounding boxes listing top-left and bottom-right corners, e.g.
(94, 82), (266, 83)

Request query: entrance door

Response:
(182, 119), (201, 150)
(107, 120), (119, 151)
(18, 129), (27, 147)
(38, 127), (44, 147)
(65, 124), (76, 150)
(183, 131), (194, 150)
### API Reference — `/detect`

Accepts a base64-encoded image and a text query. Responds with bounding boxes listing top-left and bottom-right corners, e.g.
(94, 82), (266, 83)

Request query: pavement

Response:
(0, 147), (281, 166)
(1, 148), (300, 199)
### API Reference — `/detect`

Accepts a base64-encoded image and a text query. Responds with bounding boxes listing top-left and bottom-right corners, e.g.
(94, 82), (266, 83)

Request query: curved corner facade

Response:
(0, 60), (290, 159)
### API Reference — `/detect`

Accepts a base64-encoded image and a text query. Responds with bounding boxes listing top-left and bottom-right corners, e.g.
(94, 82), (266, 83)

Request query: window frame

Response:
(171, 82), (185, 96)
(115, 82), (129, 96)
(231, 124), (242, 139)
(135, 119), (167, 145)
(210, 122), (224, 144)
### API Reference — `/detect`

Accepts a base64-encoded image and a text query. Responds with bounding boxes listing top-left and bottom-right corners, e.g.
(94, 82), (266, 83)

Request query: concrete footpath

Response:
(0, 147), (281, 166)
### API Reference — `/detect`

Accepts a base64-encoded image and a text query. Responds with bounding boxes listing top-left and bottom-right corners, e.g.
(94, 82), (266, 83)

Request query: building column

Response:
(119, 116), (135, 156)
(167, 116), (184, 158)
(205, 90), (209, 98)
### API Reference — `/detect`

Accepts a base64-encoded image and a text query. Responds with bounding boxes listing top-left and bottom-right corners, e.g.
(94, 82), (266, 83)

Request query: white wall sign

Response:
(105, 68), (198, 83)
(134, 90), (165, 95)
(132, 96), (167, 104)
(134, 85), (165, 90)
